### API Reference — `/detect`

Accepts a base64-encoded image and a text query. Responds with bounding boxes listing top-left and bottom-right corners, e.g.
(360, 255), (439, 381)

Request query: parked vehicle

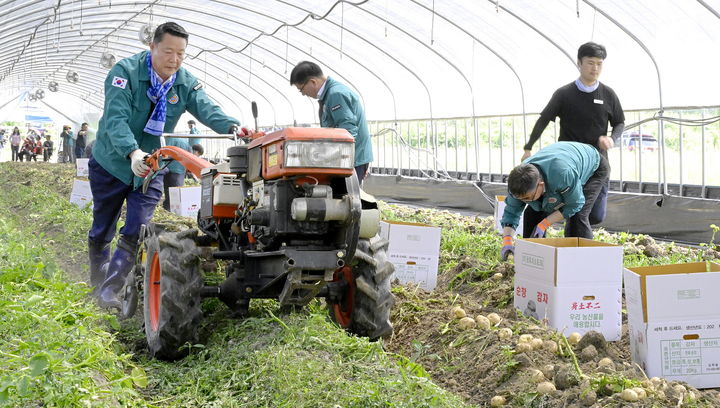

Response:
(621, 132), (658, 152)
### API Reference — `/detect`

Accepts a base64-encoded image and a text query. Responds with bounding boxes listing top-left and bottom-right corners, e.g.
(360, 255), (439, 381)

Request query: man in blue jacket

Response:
(499, 142), (609, 260)
(88, 22), (242, 309)
(290, 61), (373, 184)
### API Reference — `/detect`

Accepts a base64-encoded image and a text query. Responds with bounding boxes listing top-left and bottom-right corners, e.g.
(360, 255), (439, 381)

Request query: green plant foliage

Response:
(0, 218), (144, 407)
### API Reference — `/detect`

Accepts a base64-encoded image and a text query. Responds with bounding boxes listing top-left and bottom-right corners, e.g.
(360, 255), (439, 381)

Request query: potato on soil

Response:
(487, 312), (502, 325)
(450, 306), (466, 319)
(489, 395), (506, 407)
(458, 317), (476, 330)
(475, 315), (491, 330)
(497, 327), (512, 340)
(536, 381), (556, 394)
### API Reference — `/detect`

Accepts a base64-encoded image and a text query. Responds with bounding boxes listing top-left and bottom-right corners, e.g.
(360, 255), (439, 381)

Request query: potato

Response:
(543, 340), (558, 353)
(458, 317), (476, 330)
(489, 395), (506, 407)
(530, 338), (544, 350)
(597, 357), (614, 369)
(497, 328), (513, 340)
(519, 334), (534, 343)
(492, 272), (503, 280)
(620, 388), (639, 402)
(515, 342), (532, 354)
(528, 368), (545, 383)
(631, 387), (647, 399)
(487, 312), (502, 326)
(536, 381), (556, 394)
(567, 332), (581, 345)
(475, 315), (491, 330)
(450, 306), (466, 319)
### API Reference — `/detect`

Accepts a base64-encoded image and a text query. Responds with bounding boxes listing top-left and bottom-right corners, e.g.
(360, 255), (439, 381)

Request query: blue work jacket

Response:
(319, 76), (373, 167)
(501, 142), (601, 229)
(92, 50), (239, 188)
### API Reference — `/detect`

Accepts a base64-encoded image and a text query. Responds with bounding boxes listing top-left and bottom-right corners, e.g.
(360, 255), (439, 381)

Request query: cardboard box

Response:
(513, 238), (623, 340)
(379, 220), (441, 291)
(624, 262), (720, 388)
(169, 186), (201, 218)
(69, 178), (93, 209)
(495, 195), (524, 234)
(76, 158), (89, 177)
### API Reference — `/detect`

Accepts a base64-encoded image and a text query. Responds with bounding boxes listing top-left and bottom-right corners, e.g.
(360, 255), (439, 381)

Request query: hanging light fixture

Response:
(48, 81), (59, 92)
(100, 51), (116, 68)
(138, 24), (155, 45)
(66, 71), (79, 83)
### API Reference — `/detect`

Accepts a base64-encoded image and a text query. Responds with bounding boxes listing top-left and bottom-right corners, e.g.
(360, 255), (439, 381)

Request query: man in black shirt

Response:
(521, 42), (624, 226)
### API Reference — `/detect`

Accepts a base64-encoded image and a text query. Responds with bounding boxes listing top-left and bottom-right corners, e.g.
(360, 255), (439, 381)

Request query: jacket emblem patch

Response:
(331, 104), (342, 111)
(112, 76), (127, 89)
(168, 94), (179, 104)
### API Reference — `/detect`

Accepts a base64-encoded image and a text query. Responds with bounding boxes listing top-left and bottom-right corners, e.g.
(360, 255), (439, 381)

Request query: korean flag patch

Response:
(112, 76), (128, 89)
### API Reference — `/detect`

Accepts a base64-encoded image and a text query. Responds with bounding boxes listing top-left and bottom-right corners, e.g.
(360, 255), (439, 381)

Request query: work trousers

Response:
(87, 156), (164, 245)
(522, 155), (610, 239)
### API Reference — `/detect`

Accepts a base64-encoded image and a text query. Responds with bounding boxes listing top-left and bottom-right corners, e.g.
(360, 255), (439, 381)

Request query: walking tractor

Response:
(123, 127), (395, 360)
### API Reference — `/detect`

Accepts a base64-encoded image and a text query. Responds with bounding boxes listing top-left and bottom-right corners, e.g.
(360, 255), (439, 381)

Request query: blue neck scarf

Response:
(575, 77), (599, 93)
(143, 53), (176, 136)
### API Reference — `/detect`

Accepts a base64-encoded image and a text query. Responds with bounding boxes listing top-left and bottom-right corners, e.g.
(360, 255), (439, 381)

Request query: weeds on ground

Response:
(0, 218), (145, 407)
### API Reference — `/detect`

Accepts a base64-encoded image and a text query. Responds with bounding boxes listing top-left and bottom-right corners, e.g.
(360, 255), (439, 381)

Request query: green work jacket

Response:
(92, 51), (238, 188)
(501, 142), (601, 229)
(318, 76), (373, 167)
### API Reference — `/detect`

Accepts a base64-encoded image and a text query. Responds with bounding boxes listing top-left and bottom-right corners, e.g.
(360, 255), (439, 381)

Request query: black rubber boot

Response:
(88, 239), (111, 295)
(97, 235), (138, 310)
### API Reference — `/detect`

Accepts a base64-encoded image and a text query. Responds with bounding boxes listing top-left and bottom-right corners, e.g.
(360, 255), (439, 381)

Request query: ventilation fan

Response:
(138, 24), (155, 45)
(28, 93), (37, 102)
(35, 89), (45, 100)
(66, 71), (79, 83)
(48, 81), (59, 92)
(100, 51), (116, 69)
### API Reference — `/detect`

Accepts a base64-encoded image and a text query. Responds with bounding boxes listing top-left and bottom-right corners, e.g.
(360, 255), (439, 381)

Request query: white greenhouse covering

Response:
(0, 0), (719, 128)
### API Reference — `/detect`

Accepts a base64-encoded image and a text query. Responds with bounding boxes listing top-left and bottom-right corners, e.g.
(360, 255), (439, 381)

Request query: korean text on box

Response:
(169, 186), (201, 218)
(379, 220), (441, 291)
(513, 237), (623, 341)
(624, 262), (720, 388)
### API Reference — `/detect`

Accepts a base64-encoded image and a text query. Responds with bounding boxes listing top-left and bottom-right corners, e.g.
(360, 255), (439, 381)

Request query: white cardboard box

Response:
(513, 237), (623, 341)
(379, 220), (441, 291)
(69, 178), (93, 209)
(76, 158), (89, 177)
(624, 262), (720, 388)
(169, 186), (201, 218)
(495, 195), (524, 234)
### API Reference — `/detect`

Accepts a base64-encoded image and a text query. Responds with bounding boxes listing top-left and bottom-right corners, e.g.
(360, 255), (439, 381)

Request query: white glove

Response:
(129, 149), (150, 177)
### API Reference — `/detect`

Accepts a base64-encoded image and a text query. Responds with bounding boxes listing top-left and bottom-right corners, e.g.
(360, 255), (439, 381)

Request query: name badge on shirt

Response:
(593, 99), (604, 104)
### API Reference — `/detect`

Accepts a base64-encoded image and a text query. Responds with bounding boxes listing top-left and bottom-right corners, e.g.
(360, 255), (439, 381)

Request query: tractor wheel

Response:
(143, 227), (203, 360)
(329, 234), (395, 340)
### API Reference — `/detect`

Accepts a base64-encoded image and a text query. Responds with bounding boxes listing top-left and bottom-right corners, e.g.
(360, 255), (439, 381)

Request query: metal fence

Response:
(197, 106), (720, 198)
(368, 107), (720, 198)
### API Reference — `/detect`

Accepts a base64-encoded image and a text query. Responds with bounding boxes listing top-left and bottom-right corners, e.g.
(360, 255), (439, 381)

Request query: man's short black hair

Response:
(153, 22), (189, 44)
(507, 164), (541, 198)
(191, 143), (204, 155)
(290, 61), (323, 86)
(81, 122), (88, 126)
(188, 119), (196, 125)
(577, 42), (606, 60)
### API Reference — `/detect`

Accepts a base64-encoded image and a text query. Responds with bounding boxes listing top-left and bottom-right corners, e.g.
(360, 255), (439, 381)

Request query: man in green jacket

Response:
(88, 22), (242, 309)
(499, 142), (609, 260)
(290, 61), (373, 184)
